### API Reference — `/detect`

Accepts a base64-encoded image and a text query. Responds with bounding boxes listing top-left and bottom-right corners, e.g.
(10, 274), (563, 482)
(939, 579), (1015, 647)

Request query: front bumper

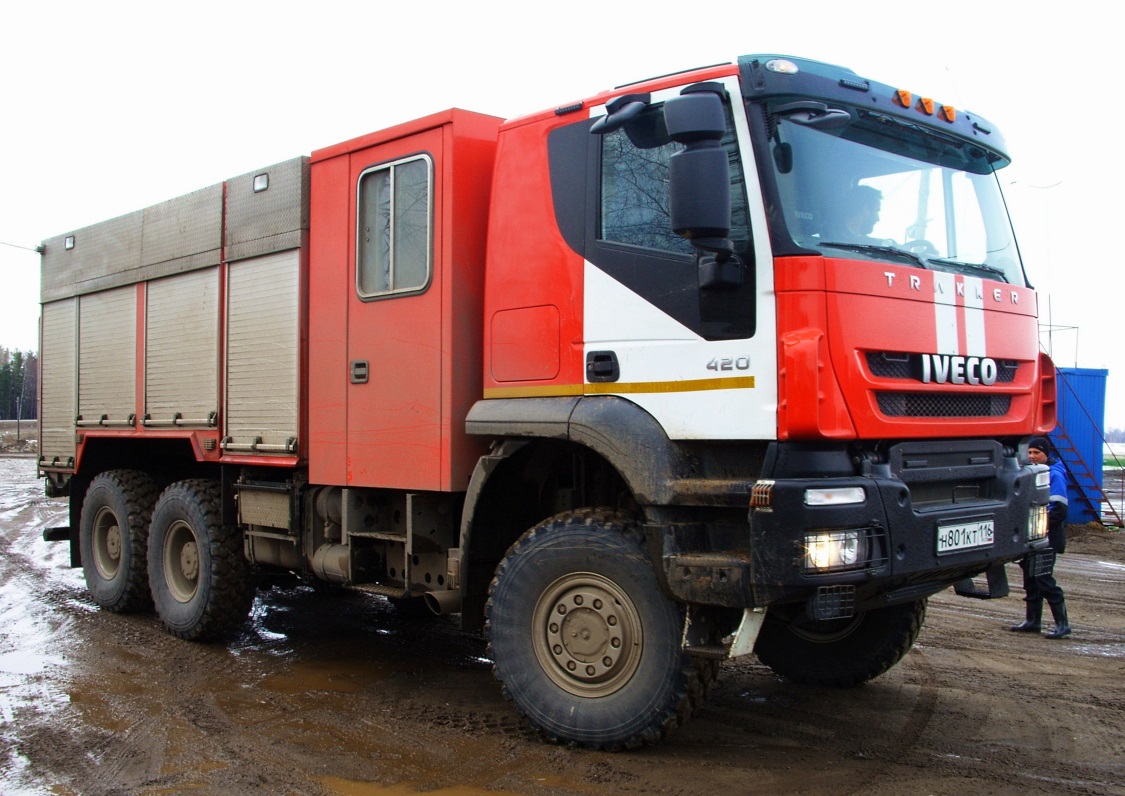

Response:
(663, 441), (1049, 613)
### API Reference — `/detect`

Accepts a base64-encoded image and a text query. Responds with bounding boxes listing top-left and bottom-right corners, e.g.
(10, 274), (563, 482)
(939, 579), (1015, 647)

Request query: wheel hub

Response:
(92, 507), (123, 579)
(552, 594), (623, 679)
(164, 520), (201, 603)
(179, 541), (199, 581)
(105, 526), (121, 561)
(534, 573), (641, 697)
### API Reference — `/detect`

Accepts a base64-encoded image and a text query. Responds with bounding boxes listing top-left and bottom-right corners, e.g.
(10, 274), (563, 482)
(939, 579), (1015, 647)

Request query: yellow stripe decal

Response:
(484, 376), (755, 400)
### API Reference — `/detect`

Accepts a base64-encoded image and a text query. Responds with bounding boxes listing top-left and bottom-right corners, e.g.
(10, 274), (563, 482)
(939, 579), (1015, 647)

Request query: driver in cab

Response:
(841, 184), (882, 242)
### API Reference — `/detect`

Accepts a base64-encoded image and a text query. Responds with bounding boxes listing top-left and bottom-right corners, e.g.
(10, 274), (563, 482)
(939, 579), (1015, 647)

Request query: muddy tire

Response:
(754, 599), (926, 686)
(79, 470), (159, 613)
(486, 509), (713, 750)
(147, 480), (254, 641)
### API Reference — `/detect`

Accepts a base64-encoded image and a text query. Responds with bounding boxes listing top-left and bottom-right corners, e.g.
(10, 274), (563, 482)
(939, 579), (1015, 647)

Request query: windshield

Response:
(765, 109), (1025, 285)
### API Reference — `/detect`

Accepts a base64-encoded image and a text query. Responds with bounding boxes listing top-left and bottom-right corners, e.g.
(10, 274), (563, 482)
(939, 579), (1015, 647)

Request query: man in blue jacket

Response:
(1010, 436), (1071, 639)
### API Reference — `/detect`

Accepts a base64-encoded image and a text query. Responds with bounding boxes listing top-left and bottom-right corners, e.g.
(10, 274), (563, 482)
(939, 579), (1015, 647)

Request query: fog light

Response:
(805, 486), (866, 506)
(1028, 504), (1049, 542)
(804, 530), (866, 572)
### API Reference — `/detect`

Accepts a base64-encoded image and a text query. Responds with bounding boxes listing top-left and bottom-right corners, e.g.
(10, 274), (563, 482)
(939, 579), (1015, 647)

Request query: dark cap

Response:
(1029, 436), (1050, 454)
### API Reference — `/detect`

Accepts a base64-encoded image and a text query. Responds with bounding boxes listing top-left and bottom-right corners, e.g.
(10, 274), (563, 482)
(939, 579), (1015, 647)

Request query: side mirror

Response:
(590, 93), (651, 135)
(664, 87), (733, 258)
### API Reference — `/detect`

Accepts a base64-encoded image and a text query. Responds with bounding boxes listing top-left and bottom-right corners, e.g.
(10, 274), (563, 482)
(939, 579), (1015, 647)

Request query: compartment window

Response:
(357, 155), (432, 297)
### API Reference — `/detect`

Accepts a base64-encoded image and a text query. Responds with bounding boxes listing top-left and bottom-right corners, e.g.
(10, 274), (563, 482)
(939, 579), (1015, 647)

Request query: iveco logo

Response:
(920, 354), (998, 385)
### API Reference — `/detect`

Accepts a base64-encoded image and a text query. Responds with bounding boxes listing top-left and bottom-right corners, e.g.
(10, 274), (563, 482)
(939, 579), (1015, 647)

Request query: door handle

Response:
(350, 360), (369, 384)
(586, 350), (619, 383)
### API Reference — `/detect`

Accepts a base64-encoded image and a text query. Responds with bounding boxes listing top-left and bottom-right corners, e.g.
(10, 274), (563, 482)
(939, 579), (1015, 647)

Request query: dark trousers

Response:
(1019, 550), (1065, 608)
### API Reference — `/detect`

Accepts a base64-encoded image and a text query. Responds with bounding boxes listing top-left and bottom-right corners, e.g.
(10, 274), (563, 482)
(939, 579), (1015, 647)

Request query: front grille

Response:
(867, 352), (914, 379)
(866, 352), (1019, 383)
(877, 392), (1012, 417)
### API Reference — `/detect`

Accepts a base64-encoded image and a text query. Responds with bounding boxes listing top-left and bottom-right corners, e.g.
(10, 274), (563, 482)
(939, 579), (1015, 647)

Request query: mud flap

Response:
(953, 562), (1010, 599)
(682, 606), (765, 660)
(728, 608), (765, 657)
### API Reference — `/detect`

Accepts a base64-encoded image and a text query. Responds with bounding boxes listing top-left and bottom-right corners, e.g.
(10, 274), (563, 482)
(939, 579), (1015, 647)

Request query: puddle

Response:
(1069, 643), (1125, 658)
(322, 778), (519, 796)
(259, 658), (393, 694)
(0, 650), (63, 677)
(738, 691), (769, 703)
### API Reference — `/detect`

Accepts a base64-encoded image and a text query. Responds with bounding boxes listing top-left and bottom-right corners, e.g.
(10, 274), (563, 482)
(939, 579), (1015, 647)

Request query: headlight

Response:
(804, 530), (867, 572)
(1028, 505), (1049, 542)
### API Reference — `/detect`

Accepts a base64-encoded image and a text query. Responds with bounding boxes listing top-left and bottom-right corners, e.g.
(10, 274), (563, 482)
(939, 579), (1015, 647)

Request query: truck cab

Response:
(467, 54), (1053, 740)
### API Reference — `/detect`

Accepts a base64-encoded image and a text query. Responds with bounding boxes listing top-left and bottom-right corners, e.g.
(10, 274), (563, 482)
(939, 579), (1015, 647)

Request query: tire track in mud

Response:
(816, 645), (940, 796)
(917, 590), (1125, 795)
(35, 585), (542, 794)
(0, 461), (85, 796)
(0, 461), (326, 794)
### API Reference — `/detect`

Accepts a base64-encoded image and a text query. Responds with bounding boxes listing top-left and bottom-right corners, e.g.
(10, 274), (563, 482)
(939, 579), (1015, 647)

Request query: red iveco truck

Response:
(38, 54), (1055, 749)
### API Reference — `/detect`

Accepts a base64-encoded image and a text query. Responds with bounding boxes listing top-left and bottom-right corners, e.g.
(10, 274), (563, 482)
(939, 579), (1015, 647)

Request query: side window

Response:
(600, 124), (694, 256)
(357, 155), (432, 298)
(598, 104), (750, 257)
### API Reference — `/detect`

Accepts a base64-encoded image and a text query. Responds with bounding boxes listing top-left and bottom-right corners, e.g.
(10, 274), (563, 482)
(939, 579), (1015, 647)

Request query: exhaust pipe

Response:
(423, 589), (462, 616)
(311, 544), (350, 583)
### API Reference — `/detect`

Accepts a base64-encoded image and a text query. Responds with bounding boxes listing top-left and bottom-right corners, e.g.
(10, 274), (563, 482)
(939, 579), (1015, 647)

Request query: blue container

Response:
(1049, 367), (1108, 525)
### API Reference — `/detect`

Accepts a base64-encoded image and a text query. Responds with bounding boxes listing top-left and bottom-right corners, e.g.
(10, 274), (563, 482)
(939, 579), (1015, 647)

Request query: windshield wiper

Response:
(927, 258), (1009, 283)
(818, 241), (927, 269)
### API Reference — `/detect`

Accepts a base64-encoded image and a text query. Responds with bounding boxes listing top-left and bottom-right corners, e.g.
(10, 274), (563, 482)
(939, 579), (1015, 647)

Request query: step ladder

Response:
(1050, 421), (1123, 529)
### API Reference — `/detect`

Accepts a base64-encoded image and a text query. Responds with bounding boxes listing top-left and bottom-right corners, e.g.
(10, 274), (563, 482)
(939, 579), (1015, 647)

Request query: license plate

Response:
(937, 519), (994, 554)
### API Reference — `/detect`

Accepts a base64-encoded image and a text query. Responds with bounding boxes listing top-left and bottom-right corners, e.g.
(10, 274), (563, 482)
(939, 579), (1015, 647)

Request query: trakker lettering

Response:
(920, 354), (999, 385)
(883, 270), (1021, 304)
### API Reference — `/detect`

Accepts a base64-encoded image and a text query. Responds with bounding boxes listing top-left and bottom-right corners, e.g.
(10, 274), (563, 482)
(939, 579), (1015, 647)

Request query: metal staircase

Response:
(1049, 375), (1123, 529)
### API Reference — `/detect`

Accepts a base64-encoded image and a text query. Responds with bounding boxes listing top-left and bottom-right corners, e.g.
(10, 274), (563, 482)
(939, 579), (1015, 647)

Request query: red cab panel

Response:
(776, 256), (1042, 440)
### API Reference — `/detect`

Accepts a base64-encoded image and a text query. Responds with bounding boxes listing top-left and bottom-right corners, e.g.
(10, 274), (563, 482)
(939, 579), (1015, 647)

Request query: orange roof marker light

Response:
(917, 97), (935, 115)
(939, 104), (957, 122)
(894, 89), (912, 108)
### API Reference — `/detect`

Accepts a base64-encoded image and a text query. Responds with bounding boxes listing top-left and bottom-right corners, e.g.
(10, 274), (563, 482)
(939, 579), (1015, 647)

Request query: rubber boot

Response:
(1009, 600), (1042, 632)
(1044, 600), (1071, 639)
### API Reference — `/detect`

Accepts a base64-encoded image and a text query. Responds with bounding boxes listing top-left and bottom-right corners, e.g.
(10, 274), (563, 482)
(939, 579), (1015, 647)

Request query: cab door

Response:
(345, 130), (443, 489)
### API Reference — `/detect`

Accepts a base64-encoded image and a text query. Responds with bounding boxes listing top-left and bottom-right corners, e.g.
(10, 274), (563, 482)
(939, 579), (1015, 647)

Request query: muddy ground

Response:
(2, 456), (1123, 796)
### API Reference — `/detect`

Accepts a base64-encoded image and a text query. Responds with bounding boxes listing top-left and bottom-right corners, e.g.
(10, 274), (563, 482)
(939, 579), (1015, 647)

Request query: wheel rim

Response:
(532, 572), (643, 697)
(163, 519), (200, 603)
(91, 506), (123, 580)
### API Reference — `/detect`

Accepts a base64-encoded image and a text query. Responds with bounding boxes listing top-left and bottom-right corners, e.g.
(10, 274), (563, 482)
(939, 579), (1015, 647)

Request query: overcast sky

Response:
(2, 1), (1119, 428)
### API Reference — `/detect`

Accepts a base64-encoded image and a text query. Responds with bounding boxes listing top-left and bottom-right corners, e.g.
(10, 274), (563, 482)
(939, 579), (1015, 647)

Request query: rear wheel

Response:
(147, 480), (254, 640)
(486, 509), (714, 750)
(79, 470), (159, 613)
(754, 599), (926, 686)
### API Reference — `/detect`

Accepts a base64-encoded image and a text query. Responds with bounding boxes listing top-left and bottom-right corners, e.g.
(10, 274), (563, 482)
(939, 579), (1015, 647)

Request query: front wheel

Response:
(754, 599), (926, 686)
(147, 480), (254, 640)
(486, 509), (713, 750)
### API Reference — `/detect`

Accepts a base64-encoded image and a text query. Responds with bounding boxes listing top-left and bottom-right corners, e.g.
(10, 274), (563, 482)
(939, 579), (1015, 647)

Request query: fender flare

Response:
(463, 395), (694, 516)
